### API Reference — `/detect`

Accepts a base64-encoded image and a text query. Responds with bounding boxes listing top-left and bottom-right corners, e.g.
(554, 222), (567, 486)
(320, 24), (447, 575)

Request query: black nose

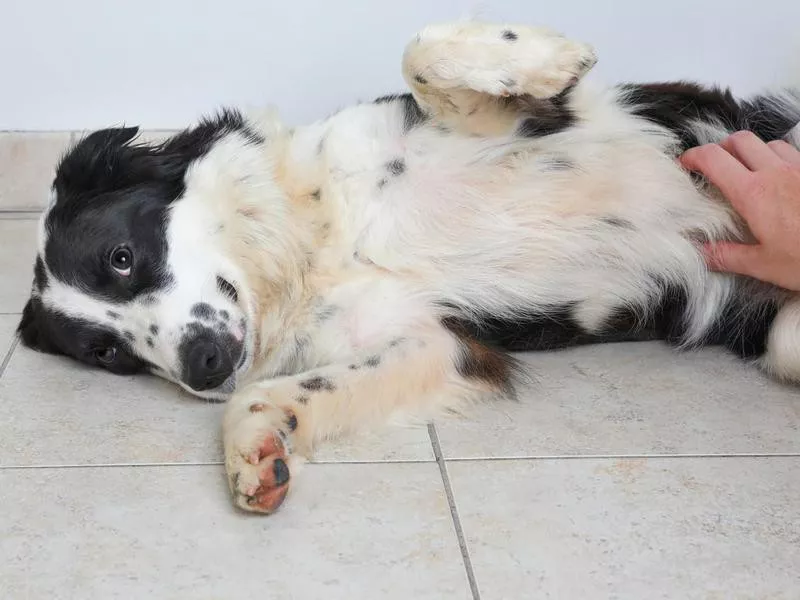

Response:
(184, 340), (233, 391)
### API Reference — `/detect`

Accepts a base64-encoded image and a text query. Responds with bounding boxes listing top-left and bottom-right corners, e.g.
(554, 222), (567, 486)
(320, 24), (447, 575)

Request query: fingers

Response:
(703, 242), (765, 279)
(720, 131), (785, 171)
(680, 144), (753, 211)
(767, 140), (800, 166)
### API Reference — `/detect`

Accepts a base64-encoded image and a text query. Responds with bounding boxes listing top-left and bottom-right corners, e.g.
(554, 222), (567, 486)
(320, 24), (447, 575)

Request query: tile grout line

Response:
(442, 452), (800, 461)
(3, 452), (798, 471)
(428, 423), (481, 600)
(0, 335), (19, 379)
(0, 461), (225, 470)
(0, 458), (437, 470)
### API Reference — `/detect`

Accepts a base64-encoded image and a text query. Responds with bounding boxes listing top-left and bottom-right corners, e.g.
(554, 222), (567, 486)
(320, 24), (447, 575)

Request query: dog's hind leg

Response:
(223, 322), (519, 514)
(401, 22), (597, 136)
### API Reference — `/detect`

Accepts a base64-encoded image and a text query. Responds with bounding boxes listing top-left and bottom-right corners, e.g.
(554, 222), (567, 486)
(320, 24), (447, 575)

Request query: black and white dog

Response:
(17, 22), (800, 513)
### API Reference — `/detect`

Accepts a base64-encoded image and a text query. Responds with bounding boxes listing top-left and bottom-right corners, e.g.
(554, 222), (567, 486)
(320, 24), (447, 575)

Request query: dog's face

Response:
(18, 114), (263, 400)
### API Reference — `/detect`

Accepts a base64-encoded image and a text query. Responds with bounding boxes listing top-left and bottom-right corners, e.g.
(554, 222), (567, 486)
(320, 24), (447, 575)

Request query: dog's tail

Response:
(620, 82), (800, 151)
(739, 89), (800, 146)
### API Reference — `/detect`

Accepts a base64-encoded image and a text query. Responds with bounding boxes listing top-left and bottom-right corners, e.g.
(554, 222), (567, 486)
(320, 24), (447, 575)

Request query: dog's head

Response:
(17, 111), (273, 400)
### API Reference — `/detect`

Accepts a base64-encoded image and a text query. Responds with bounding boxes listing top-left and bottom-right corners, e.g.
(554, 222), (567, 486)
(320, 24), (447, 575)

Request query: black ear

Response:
(53, 127), (142, 196)
(17, 297), (61, 355)
(17, 296), (46, 351)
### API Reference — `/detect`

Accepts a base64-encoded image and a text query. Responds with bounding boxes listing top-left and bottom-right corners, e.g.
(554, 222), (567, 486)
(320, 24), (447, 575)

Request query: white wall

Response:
(1, 0), (798, 130)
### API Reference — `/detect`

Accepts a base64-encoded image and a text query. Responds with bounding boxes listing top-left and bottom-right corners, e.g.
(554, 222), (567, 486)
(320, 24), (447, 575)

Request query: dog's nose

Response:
(184, 340), (233, 391)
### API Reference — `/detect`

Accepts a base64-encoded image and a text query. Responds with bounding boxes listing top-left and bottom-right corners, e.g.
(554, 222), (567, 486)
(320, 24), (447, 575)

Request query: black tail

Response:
(618, 81), (800, 151)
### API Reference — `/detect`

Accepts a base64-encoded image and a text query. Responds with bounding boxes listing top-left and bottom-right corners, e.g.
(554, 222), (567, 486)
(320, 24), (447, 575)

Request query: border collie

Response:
(17, 23), (800, 514)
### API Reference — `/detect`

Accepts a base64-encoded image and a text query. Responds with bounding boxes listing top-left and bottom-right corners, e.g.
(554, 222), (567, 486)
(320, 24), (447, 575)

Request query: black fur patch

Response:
(364, 355), (381, 368)
(311, 189), (321, 201)
(106, 310), (121, 320)
(618, 82), (800, 151)
(450, 275), (781, 361)
(146, 337), (154, 348)
(34, 256), (48, 292)
(299, 376), (336, 392)
(149, 324), (159, 335)
(414, 74), (427, 85)
(457, 308), (604, 351)
(447, 293), (684, 354)
(501, 30), (518, 41)
(701, 279), (781, 358)
(514, 90), (577, 138)
(295, 394), (310, 405)
(190, 302), (216, 320)
(386, 158), (406, 176)
(16, 300), (147, 375)
(160, 108), (264, 154)
(374, 93), (429, 133)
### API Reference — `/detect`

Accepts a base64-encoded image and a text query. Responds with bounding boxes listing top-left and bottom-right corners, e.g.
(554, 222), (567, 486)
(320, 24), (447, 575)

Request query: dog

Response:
(16, 22), (800, 514)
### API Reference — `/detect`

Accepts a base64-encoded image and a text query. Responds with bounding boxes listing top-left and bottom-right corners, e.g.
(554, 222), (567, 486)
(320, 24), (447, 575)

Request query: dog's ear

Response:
(17, 296), (48, 352)
(17, 296), (62, 355)
(53, 127), (142, 197)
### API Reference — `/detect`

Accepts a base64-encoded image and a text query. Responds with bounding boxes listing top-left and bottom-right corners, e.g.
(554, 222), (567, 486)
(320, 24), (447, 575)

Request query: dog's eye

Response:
(95, 346), (117, 364)
(216, 276), (239, 303)
(110, 246), (133, 276)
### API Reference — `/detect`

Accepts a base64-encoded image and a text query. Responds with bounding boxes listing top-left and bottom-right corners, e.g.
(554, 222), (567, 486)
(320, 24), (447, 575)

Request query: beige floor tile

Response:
(0, 347), (225, 466)
(0, 132), (72, 210)
(0, 314), (19, 361)
(0, 219), (38, 313)
(0, 463), (470, 600)
(448, 457), (800, 600)
(0, 344), (433, 466)
(314, 425), (434, 462)
(435, 342), (800, 458)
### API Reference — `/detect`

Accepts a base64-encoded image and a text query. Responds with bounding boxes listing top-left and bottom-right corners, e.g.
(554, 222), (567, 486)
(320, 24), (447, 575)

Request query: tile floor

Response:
(1, 131), (799, 599)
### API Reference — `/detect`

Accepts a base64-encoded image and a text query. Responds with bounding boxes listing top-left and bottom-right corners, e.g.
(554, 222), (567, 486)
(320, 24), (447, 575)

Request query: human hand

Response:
(679, 131), (800, 291)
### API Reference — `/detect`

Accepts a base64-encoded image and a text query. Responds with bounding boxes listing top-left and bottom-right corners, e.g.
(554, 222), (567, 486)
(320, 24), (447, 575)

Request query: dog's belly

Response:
(306, 275), (435, 359)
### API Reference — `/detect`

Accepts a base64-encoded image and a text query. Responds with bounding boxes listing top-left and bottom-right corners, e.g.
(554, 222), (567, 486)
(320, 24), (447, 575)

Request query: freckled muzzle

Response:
(178, 322), (244, 392)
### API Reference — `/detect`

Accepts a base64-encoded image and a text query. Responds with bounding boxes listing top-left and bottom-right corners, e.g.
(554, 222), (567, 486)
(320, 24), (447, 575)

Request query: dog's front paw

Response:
(224, 401), (300, 514)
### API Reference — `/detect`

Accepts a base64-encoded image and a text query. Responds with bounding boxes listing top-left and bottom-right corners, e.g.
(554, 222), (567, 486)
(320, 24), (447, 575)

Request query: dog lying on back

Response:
(17, 22), (800, 513)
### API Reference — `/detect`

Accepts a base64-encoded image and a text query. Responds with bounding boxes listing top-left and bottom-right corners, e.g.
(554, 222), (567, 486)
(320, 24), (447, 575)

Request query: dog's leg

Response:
(223, 324), (515, 513)
(402, 22), (597, 136)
